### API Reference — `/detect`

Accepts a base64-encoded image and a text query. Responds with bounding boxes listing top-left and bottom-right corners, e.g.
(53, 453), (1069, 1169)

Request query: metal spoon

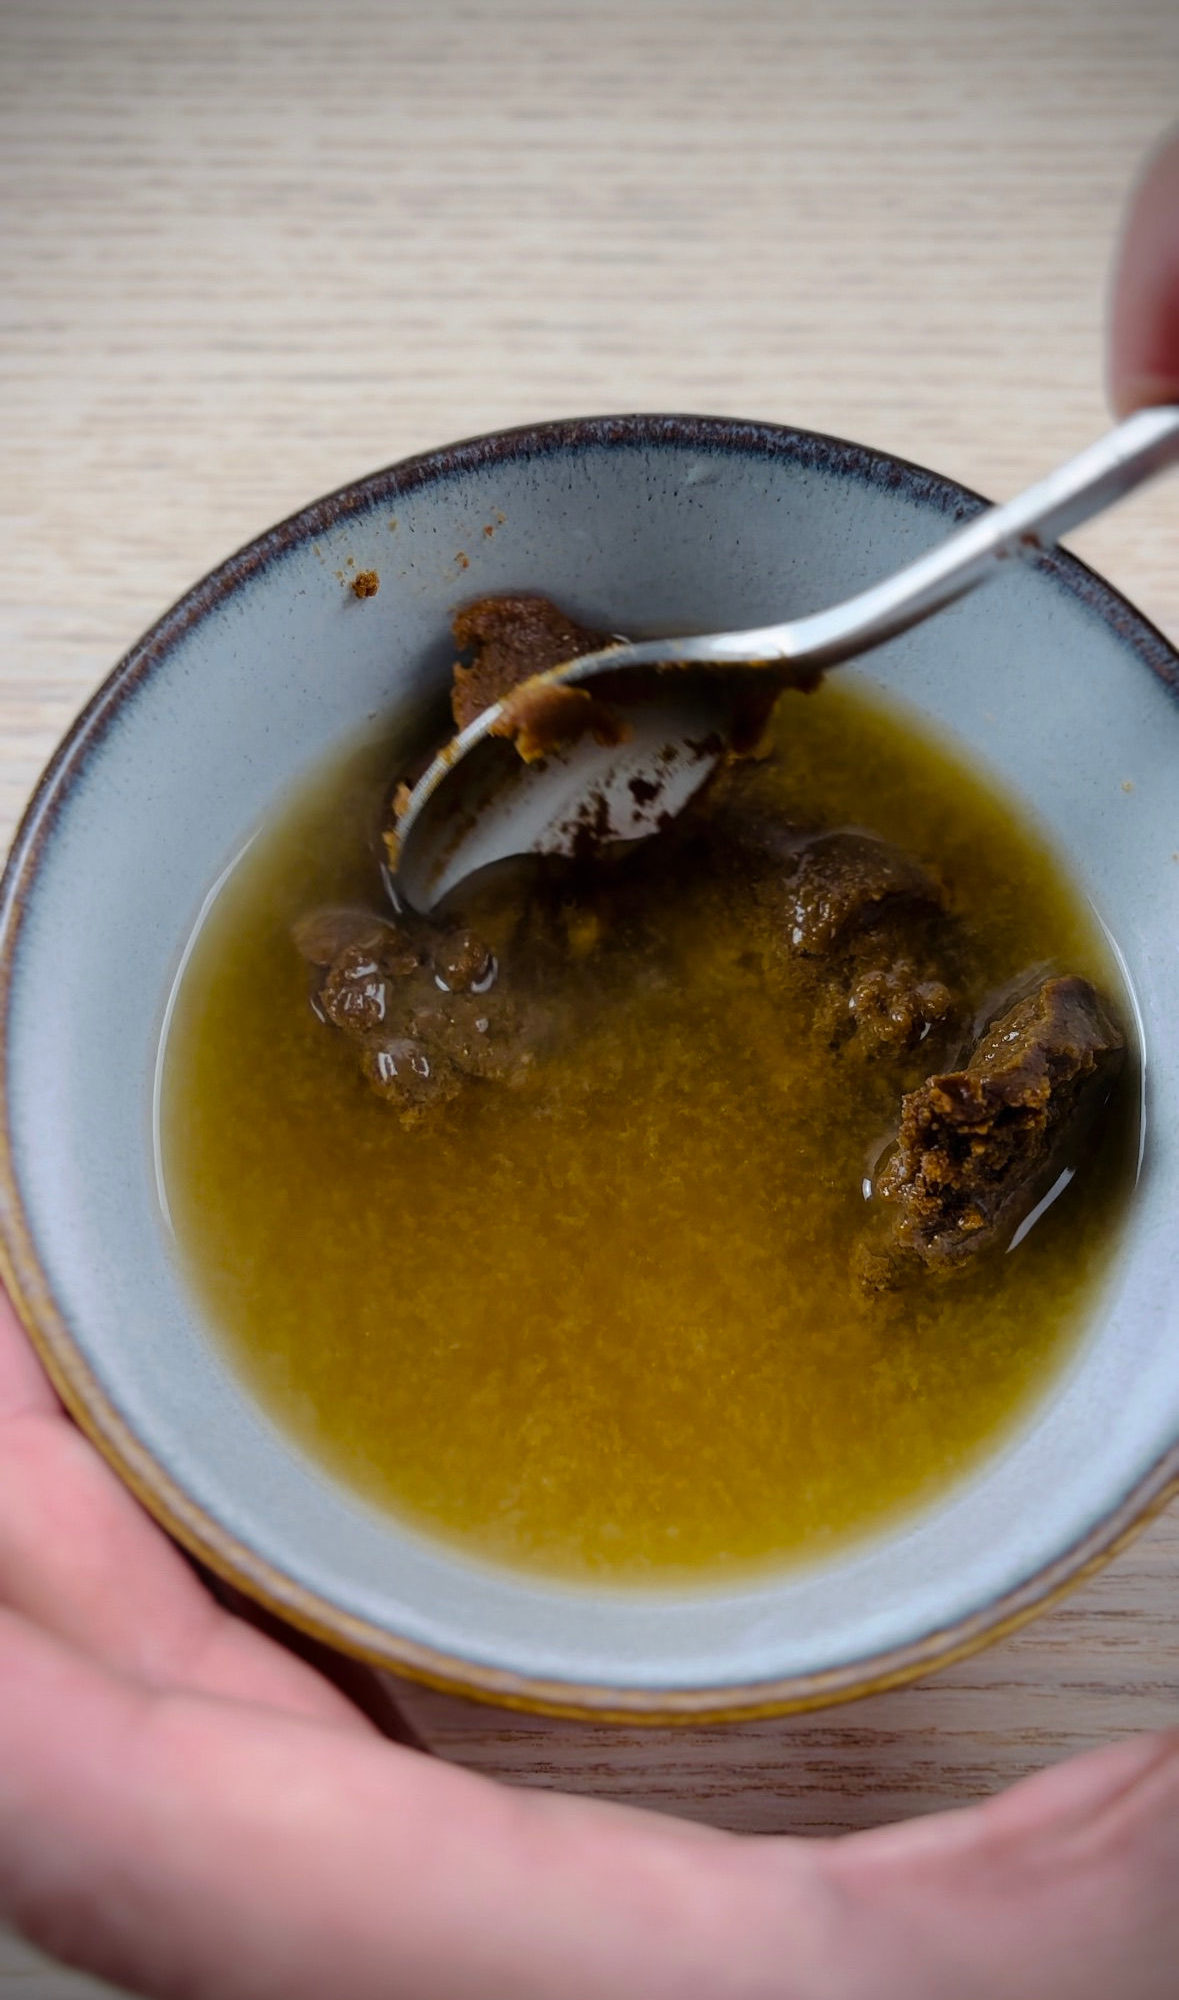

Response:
(393, 405), (1179, 912)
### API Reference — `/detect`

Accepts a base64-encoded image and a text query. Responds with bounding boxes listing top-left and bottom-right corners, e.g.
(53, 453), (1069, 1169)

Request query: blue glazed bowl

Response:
(1, 416), (1176, 1720)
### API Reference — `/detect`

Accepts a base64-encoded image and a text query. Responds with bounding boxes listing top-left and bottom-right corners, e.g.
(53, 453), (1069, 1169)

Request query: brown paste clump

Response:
(293, 905), (538, 1121)
(774, 830), (962, 1062)
(859, 974), (1124, 1287)
(689, 804), (965, 1067)
(449, 594), (612, 731)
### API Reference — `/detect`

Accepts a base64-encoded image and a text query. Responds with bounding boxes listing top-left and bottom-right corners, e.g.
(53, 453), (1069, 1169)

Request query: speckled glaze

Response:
(1, 415), (1177, 1722)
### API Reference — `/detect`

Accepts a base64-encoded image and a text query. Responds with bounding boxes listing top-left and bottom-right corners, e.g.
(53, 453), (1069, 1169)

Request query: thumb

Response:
(1108, 125), (1179, 415)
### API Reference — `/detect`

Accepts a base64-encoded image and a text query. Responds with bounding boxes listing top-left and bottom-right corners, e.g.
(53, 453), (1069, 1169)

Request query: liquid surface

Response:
(161, 683), (1132, 1583)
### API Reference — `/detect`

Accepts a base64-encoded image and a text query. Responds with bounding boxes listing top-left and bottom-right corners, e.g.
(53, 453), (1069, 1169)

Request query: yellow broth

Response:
(160, 682), (1133, 1583)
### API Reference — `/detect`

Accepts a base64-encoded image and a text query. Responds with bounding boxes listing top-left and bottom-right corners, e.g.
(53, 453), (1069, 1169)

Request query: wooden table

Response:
(3, 0), (1178, 1989)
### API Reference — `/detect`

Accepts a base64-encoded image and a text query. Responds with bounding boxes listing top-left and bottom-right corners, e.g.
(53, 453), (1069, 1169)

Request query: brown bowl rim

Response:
(2, 411), (1177, 1724)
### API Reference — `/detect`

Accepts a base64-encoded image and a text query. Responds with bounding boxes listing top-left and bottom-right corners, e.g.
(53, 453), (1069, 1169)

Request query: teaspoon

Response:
(393, 405), (1179, 912)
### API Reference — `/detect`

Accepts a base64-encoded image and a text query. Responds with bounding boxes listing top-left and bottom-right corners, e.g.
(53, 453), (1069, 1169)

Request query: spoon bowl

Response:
(390, 663), (757, 912)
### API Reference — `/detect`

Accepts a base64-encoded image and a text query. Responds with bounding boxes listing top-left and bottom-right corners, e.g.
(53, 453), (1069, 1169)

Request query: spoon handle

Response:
(590, 405), (1179, 678)
(772, 403), (1179, 672)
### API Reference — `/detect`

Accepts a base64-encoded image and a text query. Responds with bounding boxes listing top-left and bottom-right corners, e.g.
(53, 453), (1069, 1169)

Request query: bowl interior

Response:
(3, 418), (1177, 1712)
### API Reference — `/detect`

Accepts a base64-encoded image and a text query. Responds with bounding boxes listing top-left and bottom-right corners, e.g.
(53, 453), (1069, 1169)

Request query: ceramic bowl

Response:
(2, 416), (1177, 1723)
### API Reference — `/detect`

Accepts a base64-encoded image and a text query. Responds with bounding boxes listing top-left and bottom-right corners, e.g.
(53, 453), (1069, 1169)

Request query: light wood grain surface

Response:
(3, 0), (1179, 1990)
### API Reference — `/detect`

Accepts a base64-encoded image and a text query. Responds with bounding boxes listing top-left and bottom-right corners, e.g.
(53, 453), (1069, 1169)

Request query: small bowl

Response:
(2, 416), (1177, 1723)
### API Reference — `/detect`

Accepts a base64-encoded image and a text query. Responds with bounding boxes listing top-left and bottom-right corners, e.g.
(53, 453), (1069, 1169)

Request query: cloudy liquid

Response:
(160, 682), (1133, 1583)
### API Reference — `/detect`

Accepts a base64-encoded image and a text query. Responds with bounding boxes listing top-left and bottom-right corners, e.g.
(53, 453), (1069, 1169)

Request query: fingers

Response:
(0, 1607), (824, 2000)
(7, 1592), (1178, 2000)
(827, 1731), (1179, 2000)
(0, 1288), (368, 1731)
(1108, 125), (1179, 415)
(975, 1727), (1179, 1845)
